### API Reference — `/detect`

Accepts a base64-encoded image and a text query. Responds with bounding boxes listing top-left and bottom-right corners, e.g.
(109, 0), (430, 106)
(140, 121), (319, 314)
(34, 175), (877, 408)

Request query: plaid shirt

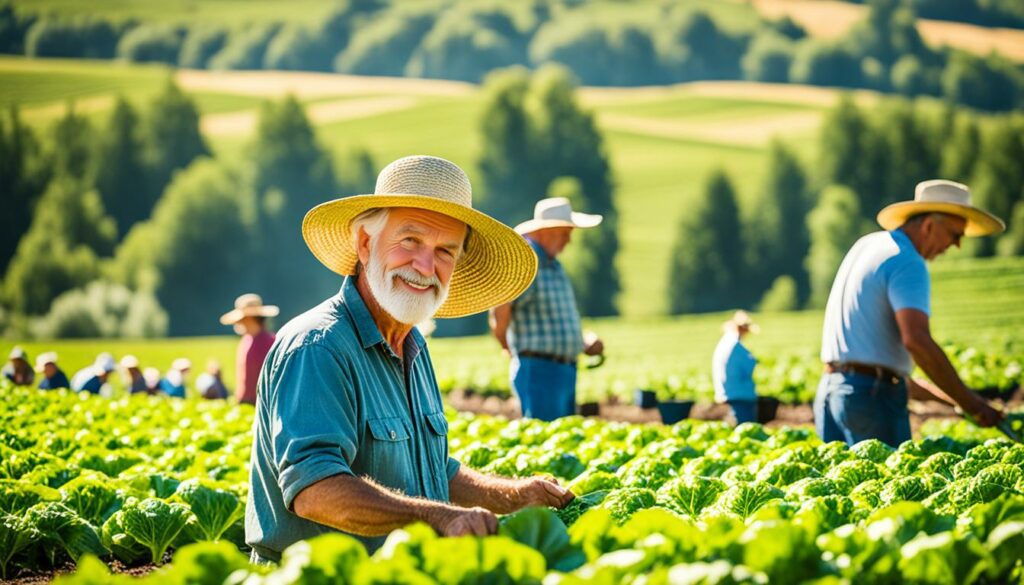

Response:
(508, 238), (584, 360)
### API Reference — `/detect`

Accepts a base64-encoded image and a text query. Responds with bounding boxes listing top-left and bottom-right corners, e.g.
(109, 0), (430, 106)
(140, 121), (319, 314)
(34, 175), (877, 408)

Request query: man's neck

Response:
(355, 273), (413, 358)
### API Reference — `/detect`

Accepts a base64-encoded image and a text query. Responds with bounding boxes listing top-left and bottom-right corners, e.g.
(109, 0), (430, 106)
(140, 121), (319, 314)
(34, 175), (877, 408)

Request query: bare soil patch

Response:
(200, 95), (418, 137)
(175, 69), (474, 99)
(597, 110), (822, 146)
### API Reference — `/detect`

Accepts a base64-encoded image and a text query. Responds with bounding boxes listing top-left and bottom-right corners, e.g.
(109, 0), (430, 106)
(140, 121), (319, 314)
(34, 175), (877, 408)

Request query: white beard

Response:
(365, 255), (449, 325)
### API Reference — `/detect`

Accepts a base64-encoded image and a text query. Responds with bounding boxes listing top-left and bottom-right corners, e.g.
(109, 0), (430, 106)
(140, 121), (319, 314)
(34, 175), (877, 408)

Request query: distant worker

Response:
(71, 353), (116, 395)
(160, 358), (192, 398)
(35, 352), (69, 390)
(490, 197), (605, 421)
(220, 293), (277, 406)
(143, 367), (162, 395)
(120, 355), (147, 394)
(3, 346), (34, 386)
(712, 311), (760, 425)
(816, 180), (1004, 446)
(196, 360), (229, 400)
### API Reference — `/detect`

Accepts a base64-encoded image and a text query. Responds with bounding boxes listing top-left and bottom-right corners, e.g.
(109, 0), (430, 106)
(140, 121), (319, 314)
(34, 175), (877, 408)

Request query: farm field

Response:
(4, 256), (1022, 404)
(1, 383), (1022, 583)
(2, 56), (855, 317)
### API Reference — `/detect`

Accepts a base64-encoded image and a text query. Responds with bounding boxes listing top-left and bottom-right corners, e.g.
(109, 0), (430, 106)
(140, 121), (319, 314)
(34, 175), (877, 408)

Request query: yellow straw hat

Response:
(876, 179), (1005, 236)
(302, 155), (538, 318)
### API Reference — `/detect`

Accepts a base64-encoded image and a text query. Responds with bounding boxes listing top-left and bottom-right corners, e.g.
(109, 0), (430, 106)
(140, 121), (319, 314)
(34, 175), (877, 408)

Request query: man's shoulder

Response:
(270, 296), (359, 359)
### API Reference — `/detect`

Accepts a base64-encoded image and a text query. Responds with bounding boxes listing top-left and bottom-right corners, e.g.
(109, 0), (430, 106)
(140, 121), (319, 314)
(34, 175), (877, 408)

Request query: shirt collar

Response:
(892, 228), (923, 260)
(525, 236), (555, 267)
(340, 276), (428, 354)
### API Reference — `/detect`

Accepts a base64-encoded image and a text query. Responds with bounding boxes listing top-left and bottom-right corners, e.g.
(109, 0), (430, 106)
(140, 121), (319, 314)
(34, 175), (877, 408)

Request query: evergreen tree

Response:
(939, 113), (980, 182)
(250, 96), (339, 317)
(49, 104), (93, 181)
(804, 185), (867, 307)
(876, 100), (940, 207)
(144, 80), (210, 195)
(748, 140), (811, 303)
(667, 170), (744, 314)
(93, 97), (152, 237)
(971, 120), (1024, 256)
(530, 65), (619, 315)
(0, 107), (47, 274)
(477, 67), (541, 225)
(112, 159), (257, 335)
(3, 178), (116, 315)
(817, 95), (889, 216)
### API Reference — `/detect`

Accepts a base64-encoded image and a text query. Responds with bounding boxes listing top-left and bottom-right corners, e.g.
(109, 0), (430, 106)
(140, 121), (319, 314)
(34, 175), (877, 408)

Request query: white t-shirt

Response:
(820, 229), (930, 376)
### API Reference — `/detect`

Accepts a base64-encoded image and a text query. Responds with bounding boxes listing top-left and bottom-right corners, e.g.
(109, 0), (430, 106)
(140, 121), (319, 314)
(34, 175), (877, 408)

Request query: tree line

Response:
(2, 0), (1023, 112)
(0, 65), (617, 338)
(666, 96), (1024, 314)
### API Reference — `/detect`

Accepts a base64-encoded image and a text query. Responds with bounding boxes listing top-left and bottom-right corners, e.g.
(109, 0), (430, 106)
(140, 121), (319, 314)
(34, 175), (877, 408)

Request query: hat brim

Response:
(514, 211), (603, 235)
(219, 305), (281, 325)
(302, 194), (538, 318)
(877, 202), (1005, 236)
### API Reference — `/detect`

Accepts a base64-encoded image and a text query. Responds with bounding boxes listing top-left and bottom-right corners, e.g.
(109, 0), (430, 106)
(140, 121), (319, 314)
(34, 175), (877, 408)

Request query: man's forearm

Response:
(448, 467), (522, 514)
(292, 474), (460, 537)
(908, 336), (975, 408)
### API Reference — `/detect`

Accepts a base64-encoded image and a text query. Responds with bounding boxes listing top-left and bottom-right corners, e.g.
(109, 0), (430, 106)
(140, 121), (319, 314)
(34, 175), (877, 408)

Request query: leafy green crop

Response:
(173, 479), (244, 542)
(105, 497), (191, 563)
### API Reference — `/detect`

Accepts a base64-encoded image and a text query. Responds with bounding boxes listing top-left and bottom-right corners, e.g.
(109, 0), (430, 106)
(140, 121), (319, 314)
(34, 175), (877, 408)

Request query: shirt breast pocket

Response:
(365, 416), (412, 492)
(423, 412), (449, 476)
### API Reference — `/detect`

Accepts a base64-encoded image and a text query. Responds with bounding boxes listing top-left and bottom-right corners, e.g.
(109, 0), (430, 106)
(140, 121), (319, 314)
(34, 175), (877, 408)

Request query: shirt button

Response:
(390, 430), (397, 439)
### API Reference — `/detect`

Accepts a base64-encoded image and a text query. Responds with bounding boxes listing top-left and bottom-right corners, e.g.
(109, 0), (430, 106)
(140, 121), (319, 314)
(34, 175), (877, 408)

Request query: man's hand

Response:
(432, 506), (498, 537)
(582, 330), (604, 357)
(514, 477), (575, 510)
(963, 394), (1002, 427)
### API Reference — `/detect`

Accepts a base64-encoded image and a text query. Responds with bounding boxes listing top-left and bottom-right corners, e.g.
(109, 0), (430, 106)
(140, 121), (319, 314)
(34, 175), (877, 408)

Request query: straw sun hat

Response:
(219, 294), (280, 326)
(302, 155), (537, 318)
(514, 197), (603, 235)
(876, 179), (1005, 237)
(724, 310), (760, 334)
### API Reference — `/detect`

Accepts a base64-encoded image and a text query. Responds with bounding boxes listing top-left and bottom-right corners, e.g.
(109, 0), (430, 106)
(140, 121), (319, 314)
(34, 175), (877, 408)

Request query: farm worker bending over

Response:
(3, 346), (34, 386)
(219, 293), (277, 405)
(160, 358), (191, 398)
(712, 311), (759, 425)
(35, 352), (69, 390)
(120, 354), (147, 394)
(71, 353), (116, 395)
(489, 197), (606, 421)
(816, 180), (1004, 447)
(246, 156), (573, 563)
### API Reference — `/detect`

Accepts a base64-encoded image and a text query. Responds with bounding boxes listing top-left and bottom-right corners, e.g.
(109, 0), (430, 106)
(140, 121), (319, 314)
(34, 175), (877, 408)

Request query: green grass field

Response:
(4, 256), (1021, 401)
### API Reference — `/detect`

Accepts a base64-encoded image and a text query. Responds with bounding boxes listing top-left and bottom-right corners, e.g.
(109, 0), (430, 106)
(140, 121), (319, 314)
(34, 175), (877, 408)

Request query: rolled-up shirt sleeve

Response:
(446, 457), (461, 481)
(269, 345), (359, 510)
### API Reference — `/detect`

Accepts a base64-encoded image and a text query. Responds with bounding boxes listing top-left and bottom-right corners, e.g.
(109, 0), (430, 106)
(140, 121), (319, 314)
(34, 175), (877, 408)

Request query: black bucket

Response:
(634, 389), (658, 409)
(757, 396), (781, 423)
(578, 402), (600, 417)
(658, 400), (694, 424)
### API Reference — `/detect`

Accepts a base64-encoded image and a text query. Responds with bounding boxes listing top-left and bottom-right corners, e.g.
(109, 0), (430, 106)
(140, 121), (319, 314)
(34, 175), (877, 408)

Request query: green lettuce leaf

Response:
(173, 478), (244, 542)
(498, 506), (585, 572)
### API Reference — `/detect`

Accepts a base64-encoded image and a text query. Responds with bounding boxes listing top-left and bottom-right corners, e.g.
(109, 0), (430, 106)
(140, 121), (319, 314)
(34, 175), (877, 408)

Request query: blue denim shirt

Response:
(246, 277), (460, 561)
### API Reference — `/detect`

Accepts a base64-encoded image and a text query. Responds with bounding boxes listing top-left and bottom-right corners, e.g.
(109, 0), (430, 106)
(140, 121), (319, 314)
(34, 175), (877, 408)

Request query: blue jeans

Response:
(814, 371), (911, 447)
(727, 400), (758, 425)
(510, 355), (576, 421)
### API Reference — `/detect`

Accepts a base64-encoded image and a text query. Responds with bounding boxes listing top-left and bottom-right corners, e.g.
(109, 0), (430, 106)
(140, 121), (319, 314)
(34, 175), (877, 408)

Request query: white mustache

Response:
(388, 267), (441, 292)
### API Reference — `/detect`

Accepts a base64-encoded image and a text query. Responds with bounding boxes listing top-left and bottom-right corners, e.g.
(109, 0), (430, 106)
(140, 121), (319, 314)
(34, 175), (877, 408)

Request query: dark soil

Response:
(2, 554), (168, 584)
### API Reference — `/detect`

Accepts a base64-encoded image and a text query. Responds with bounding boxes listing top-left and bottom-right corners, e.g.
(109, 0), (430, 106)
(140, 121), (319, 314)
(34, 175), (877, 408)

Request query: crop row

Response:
(1, 382), (1022, 583)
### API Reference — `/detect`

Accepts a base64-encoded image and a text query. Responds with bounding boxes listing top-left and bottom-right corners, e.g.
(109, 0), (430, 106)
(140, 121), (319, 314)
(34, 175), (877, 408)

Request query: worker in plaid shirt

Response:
(490, 197), (605, 420)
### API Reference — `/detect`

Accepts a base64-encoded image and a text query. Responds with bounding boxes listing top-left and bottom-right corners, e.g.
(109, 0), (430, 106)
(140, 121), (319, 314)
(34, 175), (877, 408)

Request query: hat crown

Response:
(915, 180), (971, 206)
(534, 197), (574, 222)
(374, 156), (473, 208)
(235, 293), (265, 310)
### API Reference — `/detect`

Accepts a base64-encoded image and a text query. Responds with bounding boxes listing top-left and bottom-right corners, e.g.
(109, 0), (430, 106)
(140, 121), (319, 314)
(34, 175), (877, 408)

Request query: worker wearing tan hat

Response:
(220, 293), (278, 405)
(2, 346), (34, 386)
(120, 355), (147, 394)
(712, 311), (760, 425)
(35, 352), (69, 390)
(816, 179), (1005, 446)
(247, 156), (572, 563)
(489, 197), (605, 421)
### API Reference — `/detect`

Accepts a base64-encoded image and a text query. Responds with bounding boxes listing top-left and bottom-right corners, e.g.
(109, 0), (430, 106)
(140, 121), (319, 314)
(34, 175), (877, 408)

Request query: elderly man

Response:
(3, 346), (34, 386)
(489, 197), (605, 421)
(220, 293), (278, 405)
(815, 180), (1004, 446)
(246, 156), (573, 563)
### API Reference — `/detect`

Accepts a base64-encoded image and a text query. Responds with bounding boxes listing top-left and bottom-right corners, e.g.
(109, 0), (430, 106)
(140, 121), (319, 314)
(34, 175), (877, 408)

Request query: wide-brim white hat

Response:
(877, 179), (1005, 236)
(219, 293), (280, 325)
(514, 197), (603, 235)
(302, 155), (537, 318)
(35, 352), (58, 373)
